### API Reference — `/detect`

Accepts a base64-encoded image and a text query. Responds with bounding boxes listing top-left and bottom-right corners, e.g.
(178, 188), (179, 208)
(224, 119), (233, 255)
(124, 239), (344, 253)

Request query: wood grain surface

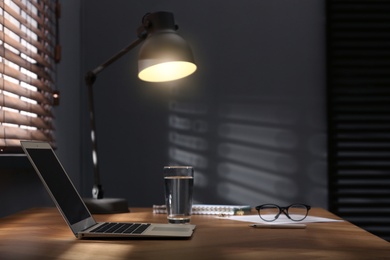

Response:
(0, 208), (389, 259)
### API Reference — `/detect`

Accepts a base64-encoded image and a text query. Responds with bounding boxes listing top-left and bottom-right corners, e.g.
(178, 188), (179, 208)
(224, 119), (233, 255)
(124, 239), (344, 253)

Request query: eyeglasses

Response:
(255, 204), (311, 222)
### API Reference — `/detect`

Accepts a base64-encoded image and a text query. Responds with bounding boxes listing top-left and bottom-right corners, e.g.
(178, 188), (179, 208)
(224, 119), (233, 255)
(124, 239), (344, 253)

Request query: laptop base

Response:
(83, 198), (130, 214)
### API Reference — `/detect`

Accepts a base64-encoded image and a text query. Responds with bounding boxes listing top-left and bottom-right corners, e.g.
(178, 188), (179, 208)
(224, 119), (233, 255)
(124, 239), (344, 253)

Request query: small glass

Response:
(163, 166), (194, 224)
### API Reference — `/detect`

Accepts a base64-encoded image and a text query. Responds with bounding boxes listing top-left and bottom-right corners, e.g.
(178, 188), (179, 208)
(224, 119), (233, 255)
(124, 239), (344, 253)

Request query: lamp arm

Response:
(86, 37), (145, 83)
(84, 37), (145, 199)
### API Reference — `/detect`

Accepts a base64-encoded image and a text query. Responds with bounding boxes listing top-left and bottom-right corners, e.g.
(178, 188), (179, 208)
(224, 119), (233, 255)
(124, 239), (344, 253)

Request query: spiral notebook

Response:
(153, 204), (251, 216)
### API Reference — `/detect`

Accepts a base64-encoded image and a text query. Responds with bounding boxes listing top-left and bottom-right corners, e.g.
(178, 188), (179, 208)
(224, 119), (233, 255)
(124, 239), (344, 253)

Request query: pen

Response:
(249, 224), (307, 229)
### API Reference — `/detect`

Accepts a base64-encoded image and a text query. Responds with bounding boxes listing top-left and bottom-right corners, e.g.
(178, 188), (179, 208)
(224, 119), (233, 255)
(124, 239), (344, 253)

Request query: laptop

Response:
(21, 140), (196, 239)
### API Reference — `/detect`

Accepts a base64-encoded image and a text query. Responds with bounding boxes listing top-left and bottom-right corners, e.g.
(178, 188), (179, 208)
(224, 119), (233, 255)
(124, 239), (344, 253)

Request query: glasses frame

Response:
(255, 203), (311, 222)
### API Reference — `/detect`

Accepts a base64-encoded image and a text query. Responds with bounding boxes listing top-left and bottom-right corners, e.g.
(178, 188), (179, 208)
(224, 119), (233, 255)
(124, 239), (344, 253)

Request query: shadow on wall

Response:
(167, 96), (327, 207)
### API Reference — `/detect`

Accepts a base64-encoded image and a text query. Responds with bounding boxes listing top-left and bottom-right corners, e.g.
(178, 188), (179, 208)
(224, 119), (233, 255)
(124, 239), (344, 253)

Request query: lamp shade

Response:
(137, 13), (196, 82)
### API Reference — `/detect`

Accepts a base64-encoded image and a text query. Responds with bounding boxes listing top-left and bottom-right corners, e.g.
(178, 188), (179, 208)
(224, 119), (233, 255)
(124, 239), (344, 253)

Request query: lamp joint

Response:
(85, 71), (97, 86)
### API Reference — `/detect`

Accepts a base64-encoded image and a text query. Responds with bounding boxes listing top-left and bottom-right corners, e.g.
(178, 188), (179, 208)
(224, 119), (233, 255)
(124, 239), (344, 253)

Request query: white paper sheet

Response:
(217, 214), (344, 224)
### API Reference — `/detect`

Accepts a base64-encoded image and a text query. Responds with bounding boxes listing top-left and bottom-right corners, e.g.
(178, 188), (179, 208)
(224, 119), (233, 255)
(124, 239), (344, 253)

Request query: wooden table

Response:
(0, 208), (389, 259)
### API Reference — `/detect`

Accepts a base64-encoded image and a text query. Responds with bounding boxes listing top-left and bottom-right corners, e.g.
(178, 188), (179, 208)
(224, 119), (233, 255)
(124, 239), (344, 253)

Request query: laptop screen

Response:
(26, 148), (91, 225)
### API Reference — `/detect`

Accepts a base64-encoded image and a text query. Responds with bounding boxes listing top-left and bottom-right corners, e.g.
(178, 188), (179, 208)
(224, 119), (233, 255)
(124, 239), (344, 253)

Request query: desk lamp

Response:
(84, 11), (196, 214)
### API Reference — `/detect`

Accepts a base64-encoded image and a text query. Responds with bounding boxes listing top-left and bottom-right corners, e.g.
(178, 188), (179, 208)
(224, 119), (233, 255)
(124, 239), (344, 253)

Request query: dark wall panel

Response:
(327, 0), (390, 241)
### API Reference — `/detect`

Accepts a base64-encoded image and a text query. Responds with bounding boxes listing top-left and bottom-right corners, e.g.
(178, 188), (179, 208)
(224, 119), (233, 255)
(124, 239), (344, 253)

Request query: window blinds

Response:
(327, 0), (390, 241)
(0, 0), (60, 152)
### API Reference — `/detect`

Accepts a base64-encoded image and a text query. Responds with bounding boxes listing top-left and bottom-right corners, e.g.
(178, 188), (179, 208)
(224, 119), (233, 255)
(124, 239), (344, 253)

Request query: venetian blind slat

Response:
(0, 126), (51, 143)
(0, 47), (52, 81)
(0, 79), (47, 103)
(0, 62), (52, 92)
(0, 111), (53, 131)
(0, 18), (53, 59)
(3, 0), (56, 47)
(0, 94), (52, 118)
(0, 31), (53, 69)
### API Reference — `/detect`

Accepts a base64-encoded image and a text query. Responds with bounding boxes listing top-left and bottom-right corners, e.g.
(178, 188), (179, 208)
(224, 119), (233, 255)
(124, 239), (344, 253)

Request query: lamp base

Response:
(83, 198), (130, 214)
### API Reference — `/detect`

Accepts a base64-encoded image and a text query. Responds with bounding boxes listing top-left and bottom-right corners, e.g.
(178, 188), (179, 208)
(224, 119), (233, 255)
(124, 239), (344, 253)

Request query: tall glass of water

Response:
(163, 166), (194, 224)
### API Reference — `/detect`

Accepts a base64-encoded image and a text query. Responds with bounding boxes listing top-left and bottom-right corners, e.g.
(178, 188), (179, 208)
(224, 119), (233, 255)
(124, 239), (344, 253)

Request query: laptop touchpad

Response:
(152, 227), (191, 232)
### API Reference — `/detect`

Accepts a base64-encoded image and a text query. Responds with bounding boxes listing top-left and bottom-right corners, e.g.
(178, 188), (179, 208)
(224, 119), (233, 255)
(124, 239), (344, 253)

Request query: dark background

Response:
(0, 0), (327, 215)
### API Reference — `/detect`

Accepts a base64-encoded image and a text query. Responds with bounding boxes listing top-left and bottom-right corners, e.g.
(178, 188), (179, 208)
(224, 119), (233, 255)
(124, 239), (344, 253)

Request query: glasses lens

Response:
(287, 204), (308, 221)
(259, 204), (280, 221)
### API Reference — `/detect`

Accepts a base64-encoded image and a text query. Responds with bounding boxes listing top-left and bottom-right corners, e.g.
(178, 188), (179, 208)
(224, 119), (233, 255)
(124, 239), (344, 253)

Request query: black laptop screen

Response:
(27, 148), (91, 225)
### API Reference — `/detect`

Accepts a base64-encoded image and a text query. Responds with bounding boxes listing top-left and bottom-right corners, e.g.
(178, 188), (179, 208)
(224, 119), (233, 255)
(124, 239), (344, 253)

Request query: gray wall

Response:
(54, 0), (327, 209)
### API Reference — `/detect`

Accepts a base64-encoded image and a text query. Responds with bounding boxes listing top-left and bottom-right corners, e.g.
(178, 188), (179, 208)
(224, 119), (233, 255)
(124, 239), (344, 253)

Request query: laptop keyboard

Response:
(90, 222), (151, 234)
